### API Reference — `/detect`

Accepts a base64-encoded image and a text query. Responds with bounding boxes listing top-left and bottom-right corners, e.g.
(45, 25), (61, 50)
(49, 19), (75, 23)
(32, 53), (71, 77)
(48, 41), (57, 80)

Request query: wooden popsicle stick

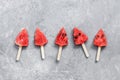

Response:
(40, 46), (45, 60)
(96, 47), (101, 62)
(57, 46), (62, 61)
(16, 46), (22, 61)
(82, 43), (89, 58)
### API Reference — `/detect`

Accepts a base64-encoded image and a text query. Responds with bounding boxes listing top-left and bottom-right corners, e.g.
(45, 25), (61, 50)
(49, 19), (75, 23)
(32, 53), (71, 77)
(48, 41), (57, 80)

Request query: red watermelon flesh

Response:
(15, 28), (29, 46)
(55, 27), (68, 46)
(94, 29), (107, 47)
(34, 28), (48, 46)
(73, 27), (88, 45)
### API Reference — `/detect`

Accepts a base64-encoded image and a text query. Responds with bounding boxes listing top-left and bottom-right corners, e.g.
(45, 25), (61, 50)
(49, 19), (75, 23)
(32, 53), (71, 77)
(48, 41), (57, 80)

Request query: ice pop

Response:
(73, 27), (89, 58)
(55, 27), (68, 61)
(15, 28), (29, 61)
(34, 28), (48, 60)
(94, 29), (107, 62)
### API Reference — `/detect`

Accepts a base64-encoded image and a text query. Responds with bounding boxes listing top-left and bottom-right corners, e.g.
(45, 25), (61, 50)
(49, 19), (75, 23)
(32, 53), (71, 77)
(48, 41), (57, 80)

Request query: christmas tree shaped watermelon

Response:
(94, 29), (107, 62)
(34, 28), (48, 60)
(73, 27), (89, 58)
(15, 28), (29, 61)
(55, 27), (68, 61)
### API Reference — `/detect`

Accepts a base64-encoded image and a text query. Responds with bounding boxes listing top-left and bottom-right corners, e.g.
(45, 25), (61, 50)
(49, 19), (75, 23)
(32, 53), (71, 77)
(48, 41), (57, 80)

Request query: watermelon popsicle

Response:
(94, 29), (107, 62)
(73, 27), (89, 58)
(15, 28), (29, 61)
(55, 27), (68, 61)
(34, 28), (48, 60)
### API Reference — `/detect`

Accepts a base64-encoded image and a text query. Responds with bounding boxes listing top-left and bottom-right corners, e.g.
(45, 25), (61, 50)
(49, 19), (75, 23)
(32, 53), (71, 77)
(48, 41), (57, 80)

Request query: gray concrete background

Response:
(0, 0), (120, 80)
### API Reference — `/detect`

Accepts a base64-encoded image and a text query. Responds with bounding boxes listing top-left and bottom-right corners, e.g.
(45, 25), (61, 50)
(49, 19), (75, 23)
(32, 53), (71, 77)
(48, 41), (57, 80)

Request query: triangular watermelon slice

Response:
(55, 27), (68, 46)
(15, 28), (29, 46)
(34, 28), (48, 46)
(73, 27), (88, 45)
(94, 29), (107, 47)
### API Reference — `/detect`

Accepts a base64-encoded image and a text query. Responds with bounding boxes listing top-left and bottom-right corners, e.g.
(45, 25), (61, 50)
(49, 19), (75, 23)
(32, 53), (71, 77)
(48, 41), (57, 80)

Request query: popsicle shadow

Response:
(90, 44), (98, 63)
(33, 43), (40, 49)
(14, 44), (27, 50)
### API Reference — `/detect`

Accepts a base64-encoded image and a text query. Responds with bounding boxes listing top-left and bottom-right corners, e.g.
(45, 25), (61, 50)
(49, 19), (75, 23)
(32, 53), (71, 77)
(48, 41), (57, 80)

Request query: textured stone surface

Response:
(0, 0), (120, 80)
